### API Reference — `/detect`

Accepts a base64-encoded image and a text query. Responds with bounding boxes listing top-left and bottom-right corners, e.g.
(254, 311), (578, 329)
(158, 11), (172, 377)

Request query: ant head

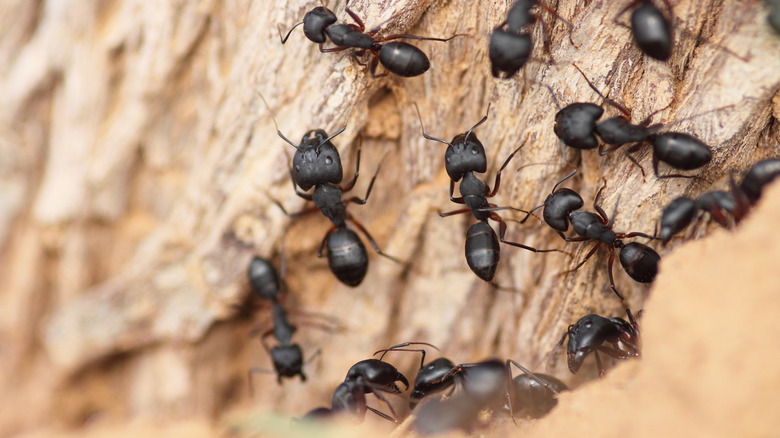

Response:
(346, 359), (409, 392)
(292, 129), (344, 190)
(410, 357), (456, 402)
(270, 344), (305, 380)
(554, 103), (603, 150)
(302, 7), (337, 43)
(566, 314), (613, 373)
(543, 188), (583, 232)
(445, 133), (488, 181)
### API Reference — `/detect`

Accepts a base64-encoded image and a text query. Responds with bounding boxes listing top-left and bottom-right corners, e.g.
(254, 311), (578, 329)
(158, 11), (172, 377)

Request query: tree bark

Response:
(0, 0), (778, 433)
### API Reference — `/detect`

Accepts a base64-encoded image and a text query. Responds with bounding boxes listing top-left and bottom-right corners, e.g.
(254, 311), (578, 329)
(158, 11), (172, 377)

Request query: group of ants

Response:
(244, 0), (780, 435)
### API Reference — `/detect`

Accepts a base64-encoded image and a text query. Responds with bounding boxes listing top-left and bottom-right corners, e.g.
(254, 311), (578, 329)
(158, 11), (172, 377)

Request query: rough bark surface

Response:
(0, 0), (778, 435)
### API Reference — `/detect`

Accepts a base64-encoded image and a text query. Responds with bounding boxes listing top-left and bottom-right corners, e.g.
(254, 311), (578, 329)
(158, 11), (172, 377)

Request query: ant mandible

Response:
(279, 1), (462, 77)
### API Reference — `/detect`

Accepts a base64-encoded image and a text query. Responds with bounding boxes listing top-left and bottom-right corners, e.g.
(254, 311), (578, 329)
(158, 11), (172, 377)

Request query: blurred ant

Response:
(489, 0), (575, 78)
(657, 158), (780, 244)
(552, 308), (641, 377)
(279, 1), (463, 77)
(614, 1), (747, 62)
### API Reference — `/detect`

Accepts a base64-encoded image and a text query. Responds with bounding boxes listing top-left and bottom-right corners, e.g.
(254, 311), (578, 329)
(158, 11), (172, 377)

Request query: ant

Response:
(249, 302), (321, 385)
(259, 93), (399, 287)
(562, 183), (660, 302)
(549, 65), (730, 179)
(279, 1), (462, 77)
(553, 308), (641, 377)
(615, 0), (673, 61)
(657, 158), (780, 243)
(614, 1), (747, 62)
(248, 255), (284, 302)
(489, 0), (575, 78)
(415, 104), (565, 284)
(510, 372), (569, 419)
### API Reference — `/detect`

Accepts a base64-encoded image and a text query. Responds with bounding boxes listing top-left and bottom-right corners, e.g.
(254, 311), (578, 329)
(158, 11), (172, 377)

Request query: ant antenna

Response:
(256, 91), (301, 151)
(278, 22), (304, 44)
(318, 125), (347, 150)
(530, 80), (561, 111)
(414, 103), (452, 146)
(464, 103), (490, 143)
(551, 166), (579, 193)
(648, 104), (736, 132)
(572, 63), (630, 119)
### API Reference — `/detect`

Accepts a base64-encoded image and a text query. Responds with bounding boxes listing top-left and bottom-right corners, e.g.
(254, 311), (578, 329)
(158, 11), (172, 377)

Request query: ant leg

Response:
(607, 249), (626, 302)
(366, 387), (399, 422)
(319, 44), (351, 53)
(593, 181), (610, 224)
(573, 64), (631, 119)
(494, 213), (568, 254)
(344, 0), (365, 33)
(271, 196), (320, 218)
(598, 142), (627, 156)
(347, 215), (402, 263)
(622, 231), (659, 240)
(376, 33), (466, 43)
(317, 226), (338, 258)
(614, 0), (641, 29)
(367, 406), (396, 423)
(344, 159), (383, 205)
(439, 207), (471, 217)
(519, 204), (544, 224)
(506, 359), (558, 394)
(624, 143), (647, 180)
(449, 180), (465, 204)
(278, 22), (303, 44)
(341, 136), (363, 192)
(369, 53), (388, 78)
(488, 143), (525, 198)
(561, 243), (601, 274)
(535, 0), (578, 48)
(652, 155), (701, 180)
(594, 351), (606, 378)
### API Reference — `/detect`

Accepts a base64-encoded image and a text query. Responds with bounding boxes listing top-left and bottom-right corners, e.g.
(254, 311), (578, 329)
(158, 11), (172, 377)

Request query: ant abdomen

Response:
(326, 228), (369, 287)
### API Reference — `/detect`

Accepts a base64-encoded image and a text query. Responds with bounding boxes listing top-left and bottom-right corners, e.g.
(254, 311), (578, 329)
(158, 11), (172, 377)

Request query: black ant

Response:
(549, 65), (730, 179)
(615, 0), (673, 61)
(279, 2), (462, 77)
(249, 302), (321, 385)
(489, 0), (575, 78)
(614, 1), (747, 62)
(510, 372), (569, 419)
(563, 183), (660, 302)
(657, 158), (780, 244)
(259, 93), (399, 287)
(415, 104), (565, 284)
(248, 255), (284, 302)
(553, 308), (641, 377)
(410, 358), (564, 433)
